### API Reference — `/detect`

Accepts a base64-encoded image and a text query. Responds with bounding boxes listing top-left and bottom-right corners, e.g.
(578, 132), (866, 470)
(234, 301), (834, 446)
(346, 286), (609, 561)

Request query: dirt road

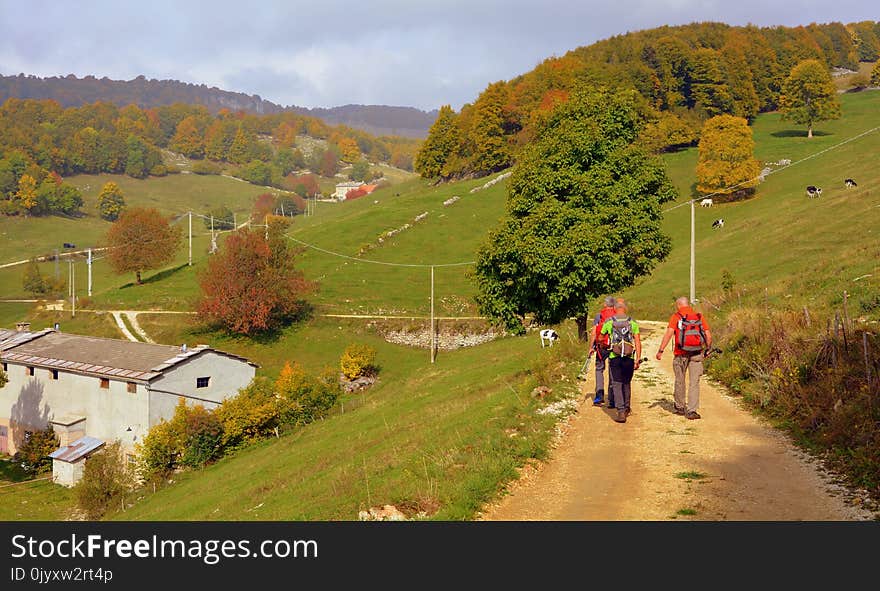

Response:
(482, 323), (872, 521)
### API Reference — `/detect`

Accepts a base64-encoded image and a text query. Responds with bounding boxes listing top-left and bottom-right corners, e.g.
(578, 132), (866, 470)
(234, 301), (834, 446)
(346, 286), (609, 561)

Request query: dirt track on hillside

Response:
(481, 323), (873, 521)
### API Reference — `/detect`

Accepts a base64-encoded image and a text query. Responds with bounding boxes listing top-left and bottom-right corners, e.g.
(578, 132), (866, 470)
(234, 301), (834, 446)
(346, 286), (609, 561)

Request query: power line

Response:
(661, 124), (880, 214)
(285, 235), (476, 268)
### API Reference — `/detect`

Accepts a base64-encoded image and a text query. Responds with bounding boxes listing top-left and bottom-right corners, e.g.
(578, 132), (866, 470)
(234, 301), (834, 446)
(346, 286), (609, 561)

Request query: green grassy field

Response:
(624, 89), (880, 320)
(2, 91), (879, 521)
(115, 319), (579, 520)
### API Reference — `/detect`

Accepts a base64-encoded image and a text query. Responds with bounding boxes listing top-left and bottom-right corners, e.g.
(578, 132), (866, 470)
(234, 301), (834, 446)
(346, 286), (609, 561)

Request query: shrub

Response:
(215, 378), (280, 447)
(13, 427), (58, 474)
(191, 160), (222, 175)
(74, 442), (131, 519)
(340, 344), (377, 379)
(276, 363), (342, 425)
(137, 400), (224, 479)
(150, 164), (168, 177)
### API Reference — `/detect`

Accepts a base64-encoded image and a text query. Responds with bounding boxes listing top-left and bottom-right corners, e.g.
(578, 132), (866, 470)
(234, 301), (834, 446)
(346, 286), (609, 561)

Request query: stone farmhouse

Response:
(0, 326), (256, 483)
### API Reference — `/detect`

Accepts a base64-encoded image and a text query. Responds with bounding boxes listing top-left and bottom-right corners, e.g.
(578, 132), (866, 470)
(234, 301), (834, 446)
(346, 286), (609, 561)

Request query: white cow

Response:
(539, 329), (559, 348)
(700, 198), (713, 207)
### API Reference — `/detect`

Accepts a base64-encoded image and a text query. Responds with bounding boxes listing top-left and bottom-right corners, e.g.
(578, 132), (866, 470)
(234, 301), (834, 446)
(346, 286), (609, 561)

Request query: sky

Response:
(0, 0), (876, 111)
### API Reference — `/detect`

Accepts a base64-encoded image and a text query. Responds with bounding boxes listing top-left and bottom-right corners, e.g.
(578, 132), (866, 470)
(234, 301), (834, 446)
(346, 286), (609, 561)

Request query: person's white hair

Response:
(676, 296), (690, 308)
(604, 296), (616, 307)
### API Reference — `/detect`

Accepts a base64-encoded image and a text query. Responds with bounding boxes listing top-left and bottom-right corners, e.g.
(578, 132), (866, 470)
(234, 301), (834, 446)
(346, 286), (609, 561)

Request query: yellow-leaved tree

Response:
(695, 115), (760, 201)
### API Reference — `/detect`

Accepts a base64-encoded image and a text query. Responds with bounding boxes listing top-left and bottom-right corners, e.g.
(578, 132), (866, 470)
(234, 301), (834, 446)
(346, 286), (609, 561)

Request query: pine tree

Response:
(414, 105), (459, 178)
(695, 115), (761, 199)
(779, 59), (841, 138)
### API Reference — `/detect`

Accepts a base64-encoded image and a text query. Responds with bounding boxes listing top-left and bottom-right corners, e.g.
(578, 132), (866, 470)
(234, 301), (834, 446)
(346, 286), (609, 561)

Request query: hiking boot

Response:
(592, 397), (604, 406)
(615, 410), (627, 423)
(625, 407), (632, 417)
(686, 411), (701, 420)
(673, 406), (686, 415)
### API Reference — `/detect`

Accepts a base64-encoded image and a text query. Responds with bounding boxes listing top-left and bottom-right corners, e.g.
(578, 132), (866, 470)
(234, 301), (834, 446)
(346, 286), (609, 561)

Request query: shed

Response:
(49, 436), (105, 487)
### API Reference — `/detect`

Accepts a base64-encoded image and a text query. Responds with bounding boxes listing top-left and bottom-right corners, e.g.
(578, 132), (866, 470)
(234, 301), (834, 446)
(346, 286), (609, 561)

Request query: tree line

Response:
(0, 98), (419, 217)
(416, 20), (879, 180)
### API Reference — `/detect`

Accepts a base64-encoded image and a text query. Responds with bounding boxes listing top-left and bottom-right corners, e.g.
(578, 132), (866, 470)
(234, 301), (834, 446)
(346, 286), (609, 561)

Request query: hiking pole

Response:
(576, 351), (593, 381)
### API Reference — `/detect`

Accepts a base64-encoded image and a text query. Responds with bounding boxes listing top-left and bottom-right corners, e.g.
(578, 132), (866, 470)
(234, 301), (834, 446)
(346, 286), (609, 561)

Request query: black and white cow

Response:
(806, 186), (822, 198)
(539, 329), (559, 348)
(845, 178), (858, 188)
(712, 218), (724, 229)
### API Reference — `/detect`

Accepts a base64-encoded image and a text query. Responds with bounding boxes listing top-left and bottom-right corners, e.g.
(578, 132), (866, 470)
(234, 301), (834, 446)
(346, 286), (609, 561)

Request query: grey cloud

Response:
(0, 0), (877, 110)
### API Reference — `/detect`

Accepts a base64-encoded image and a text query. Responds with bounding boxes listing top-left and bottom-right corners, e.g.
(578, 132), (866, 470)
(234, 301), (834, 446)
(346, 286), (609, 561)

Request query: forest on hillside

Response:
(416, 20), (880, 180)
(0, 98), (419, 217)
(0, 74), (438, 137)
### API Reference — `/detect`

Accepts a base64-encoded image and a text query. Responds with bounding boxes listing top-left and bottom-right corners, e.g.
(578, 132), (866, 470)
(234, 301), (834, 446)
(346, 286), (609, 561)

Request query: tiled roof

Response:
(1, 330), (256, 382)
(49, 436), (105, 463)
(0, 328), (51, 351)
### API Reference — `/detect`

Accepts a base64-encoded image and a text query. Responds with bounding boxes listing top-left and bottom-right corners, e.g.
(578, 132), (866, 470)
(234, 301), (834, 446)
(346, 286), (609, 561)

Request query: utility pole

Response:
(87, 248), (92, 297)
(68, 260), (75, 318)
(689, 200), (696, 303)
(233, 212), (237, 229)
(188, 211), (193, 266)
(430, 266), (435, 364)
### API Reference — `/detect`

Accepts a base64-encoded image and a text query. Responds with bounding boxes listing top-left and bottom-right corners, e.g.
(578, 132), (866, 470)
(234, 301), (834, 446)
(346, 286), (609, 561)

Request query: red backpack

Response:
(676, 312), (707, 353)
(593, 307), (616, 349)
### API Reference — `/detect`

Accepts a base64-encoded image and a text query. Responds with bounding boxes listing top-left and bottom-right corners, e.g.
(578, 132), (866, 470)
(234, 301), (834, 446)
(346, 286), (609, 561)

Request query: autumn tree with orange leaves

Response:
(197, 220), (312, 335)
(105, 207), (183, 284)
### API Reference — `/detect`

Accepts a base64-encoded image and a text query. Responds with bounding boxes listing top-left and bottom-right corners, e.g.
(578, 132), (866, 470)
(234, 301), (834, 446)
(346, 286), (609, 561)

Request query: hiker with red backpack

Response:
(599, 300), (642, 424)
(588, 296), (618, 406)
(655, 296), (713, 420)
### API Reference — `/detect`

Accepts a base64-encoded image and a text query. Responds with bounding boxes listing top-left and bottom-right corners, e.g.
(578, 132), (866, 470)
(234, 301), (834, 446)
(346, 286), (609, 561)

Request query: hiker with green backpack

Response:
(599, 300), (642, 424)
(655, 296), (713, 420)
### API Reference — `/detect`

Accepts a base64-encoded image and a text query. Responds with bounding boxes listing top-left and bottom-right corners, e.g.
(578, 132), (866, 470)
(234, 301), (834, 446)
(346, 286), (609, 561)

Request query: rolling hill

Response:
(1, 89), (879, 521)
(0, 73), (438, 137)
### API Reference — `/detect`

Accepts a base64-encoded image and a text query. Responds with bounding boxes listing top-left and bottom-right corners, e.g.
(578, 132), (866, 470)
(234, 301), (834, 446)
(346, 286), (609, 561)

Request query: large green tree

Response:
(472, 88), (676, 339)
(779, 59), (841, 138)
(414, 105), (459, 179)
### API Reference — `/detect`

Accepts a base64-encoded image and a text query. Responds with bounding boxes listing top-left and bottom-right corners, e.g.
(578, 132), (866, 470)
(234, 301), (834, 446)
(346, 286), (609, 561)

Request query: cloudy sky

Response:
(0, 0), (875, 111)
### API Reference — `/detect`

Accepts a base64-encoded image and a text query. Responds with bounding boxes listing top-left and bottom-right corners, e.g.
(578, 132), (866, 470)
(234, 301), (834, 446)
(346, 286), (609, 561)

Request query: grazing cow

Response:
(700, 198), (713, 207)
(712, 219), (724, 229)
(539, 329), (559, 348)
(806, 186), (822, 198)
(845, 178), (858, 188)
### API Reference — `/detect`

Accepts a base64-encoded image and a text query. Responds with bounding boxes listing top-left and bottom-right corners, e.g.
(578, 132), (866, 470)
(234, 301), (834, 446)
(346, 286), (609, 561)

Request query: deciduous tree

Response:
(169, 115), (204, 158)
(105, 207), (182, 284)
(16, 174), (38, 212)
(414, 105), (459, 178)
(779, 59), (841, 138)
(197, 221), (312, 335)
(695, 115), (761, 199)
(97, 181), (125, 221)
(472, 88), (676, 339)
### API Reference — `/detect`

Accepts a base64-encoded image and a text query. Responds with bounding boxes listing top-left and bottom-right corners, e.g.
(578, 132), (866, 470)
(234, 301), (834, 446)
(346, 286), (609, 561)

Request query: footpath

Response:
(481, 323), (873, 520)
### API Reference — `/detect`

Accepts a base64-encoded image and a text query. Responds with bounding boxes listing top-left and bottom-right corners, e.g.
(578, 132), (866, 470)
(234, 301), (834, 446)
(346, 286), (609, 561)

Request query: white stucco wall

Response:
(0, 363), (149, 453)
(0, 351), (254, 453)
(52, 458), (85, 487)
(147, 351), (255, 427)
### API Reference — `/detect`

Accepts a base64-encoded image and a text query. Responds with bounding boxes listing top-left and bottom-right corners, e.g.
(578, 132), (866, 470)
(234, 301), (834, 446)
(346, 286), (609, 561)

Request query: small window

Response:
(26, 366), (35, 376)
(127, 382), (137, 393)
(50, 369), (59, 380)
(196, 377), (210, 389)
(2, 362), (6, 372)
(126, 454), (137, 470)
(100, 378), (110, 389)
